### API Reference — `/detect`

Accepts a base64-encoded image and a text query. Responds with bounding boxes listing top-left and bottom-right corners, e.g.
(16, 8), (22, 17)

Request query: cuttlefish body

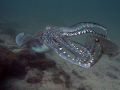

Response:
(15, 22), (119, 68)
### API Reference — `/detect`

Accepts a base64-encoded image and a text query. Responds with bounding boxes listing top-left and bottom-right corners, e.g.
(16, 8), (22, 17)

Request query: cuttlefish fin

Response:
(15, 32), (35, 46)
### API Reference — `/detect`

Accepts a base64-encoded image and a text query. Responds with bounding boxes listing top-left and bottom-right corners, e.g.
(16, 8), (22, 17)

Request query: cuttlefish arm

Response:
(60, 22), (107, 33)
(42, 28), (103, 68)
(62, 28), (108, 39)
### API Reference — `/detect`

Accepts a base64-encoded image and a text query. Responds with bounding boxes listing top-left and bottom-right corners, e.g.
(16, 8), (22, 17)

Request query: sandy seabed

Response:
(0, 33), (120, 90)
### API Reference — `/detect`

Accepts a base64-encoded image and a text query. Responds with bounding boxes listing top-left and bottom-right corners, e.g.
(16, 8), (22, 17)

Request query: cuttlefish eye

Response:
(95, 38), (99, 42)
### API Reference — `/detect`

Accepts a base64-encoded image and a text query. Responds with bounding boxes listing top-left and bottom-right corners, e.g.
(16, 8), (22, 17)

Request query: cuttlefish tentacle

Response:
(56, 38), (91, 62)
(60, 22), (107, 33)
(83, 37), (103, 66)
(51, 26), (107, 65)
(66, 37), (103, 67)
(42, 28), (92, 68)
(51, 28), (91, 60)
(43, 34), (92, 68)
(88, 41), (103, 66)
(62, 28), (108, 39)
(43, 27), (103, 68)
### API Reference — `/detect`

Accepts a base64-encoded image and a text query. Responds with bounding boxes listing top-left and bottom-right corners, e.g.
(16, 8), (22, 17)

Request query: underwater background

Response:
(0, 0), (120, 90)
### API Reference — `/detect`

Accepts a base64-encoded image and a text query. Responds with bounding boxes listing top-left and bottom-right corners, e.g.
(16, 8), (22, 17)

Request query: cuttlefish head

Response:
(86, 35), (120, 59)
(15, 32), (51, 53)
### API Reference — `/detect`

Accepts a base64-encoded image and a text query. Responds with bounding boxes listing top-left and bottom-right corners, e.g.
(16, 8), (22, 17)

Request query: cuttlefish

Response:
(15, 22), (120, 68)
